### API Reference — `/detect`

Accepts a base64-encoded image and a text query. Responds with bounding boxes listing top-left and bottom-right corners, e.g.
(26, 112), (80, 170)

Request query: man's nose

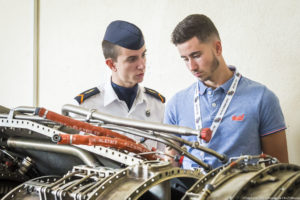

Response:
(188, 59), (197, 71)
(137, 57), (146, 70)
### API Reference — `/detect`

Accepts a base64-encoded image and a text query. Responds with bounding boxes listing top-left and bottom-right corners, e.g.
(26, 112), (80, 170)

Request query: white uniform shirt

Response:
(75, 80), (165, 150)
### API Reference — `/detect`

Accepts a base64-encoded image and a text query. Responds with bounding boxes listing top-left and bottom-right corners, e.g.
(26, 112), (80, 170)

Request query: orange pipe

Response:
(58, 134), (157, 160)
(37, 107), (134, 142)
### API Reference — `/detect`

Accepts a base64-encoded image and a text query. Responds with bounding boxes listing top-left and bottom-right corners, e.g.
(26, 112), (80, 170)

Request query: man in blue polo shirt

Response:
(164, 14), (288, 169)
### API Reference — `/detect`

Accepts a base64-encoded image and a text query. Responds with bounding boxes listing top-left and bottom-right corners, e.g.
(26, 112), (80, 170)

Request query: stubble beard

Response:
(199, 53), (219, 82)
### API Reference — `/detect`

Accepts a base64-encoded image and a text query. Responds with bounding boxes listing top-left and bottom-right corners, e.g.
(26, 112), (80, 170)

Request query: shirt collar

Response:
(197, 65), (237, 95)
(135, 85), (147, 105)
(103, 80), (147, 107)
(103, 80), (119, 107)
(221, 66), (237, 93)
(197, 81), (208, 95)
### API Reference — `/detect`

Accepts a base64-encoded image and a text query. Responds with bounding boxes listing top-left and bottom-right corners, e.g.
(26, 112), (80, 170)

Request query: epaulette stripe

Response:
(144, 87), (165, 103)
(158, 94), (164, 103)
(79, 94), (84, 104)
(74, 87), (100, 104)
(85, 89), (95, 94)
(148, 89), (156, 93)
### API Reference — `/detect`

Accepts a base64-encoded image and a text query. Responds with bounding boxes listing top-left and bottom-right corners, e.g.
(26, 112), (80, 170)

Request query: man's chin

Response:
(136, 78), (144, 83)
(195, 76), (205, 81)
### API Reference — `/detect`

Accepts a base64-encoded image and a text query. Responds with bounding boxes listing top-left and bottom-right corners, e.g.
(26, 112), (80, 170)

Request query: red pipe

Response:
(37, 107), (135, 142)
(58, 134), (157, 160)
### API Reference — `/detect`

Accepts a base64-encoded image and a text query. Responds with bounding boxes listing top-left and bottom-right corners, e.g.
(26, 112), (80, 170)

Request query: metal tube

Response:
(0, 113), (48, 121)
(7, 137), (99, 167)
(0, 105), (10, 114)
(62, 104), (199, 136)
(101, 124), (210, 170)
(63, 174), (94, 191)
(155, 132), (226, 162)
(50, 171), (80, 189)
(13, 106), (37, 114)
(101, 124), (178, 146)
(102, 124), (225, 162)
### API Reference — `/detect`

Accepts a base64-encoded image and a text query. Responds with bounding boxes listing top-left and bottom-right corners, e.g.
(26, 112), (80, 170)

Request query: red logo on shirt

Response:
(232, 114), (245, 121)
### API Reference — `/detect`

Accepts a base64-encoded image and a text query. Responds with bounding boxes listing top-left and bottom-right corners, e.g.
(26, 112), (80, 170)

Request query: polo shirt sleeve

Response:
(164, 95), (178, 125)
(259, 87), (286, 136)
(164, 95), (186, 141)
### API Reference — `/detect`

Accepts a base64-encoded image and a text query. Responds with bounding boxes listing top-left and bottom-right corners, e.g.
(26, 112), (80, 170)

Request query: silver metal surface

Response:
(7, 137), (99, 167)
(62, 104), (200, 136)
(12, 106), (37, 114)
(182, 158), (300, 200)
(3, 162), (203, 200)
(0, 118), (64, 138)
(75, 144), (143, 166)
(103, 124), (226, 163)
(102, 124), (211, 169)
(1, 104), (300, 200)
(0, 113), (52, 121)
(0, 118), (144, 166)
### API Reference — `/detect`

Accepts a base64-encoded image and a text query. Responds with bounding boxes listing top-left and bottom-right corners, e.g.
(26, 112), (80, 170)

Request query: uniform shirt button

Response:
(212, 102), (217, 107)
(207, 91), (212, 95)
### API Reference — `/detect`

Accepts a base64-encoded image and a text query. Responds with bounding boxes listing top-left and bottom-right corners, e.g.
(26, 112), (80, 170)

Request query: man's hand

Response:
(164, 143), (181, 167)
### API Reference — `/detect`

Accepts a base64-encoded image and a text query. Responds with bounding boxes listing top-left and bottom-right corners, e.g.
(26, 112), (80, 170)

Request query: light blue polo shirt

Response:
(164, 67), (286, 169)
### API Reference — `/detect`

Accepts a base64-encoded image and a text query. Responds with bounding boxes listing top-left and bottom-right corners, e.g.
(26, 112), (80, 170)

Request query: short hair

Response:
(171, 14), (220, 45)
(101, 40), (120, 61)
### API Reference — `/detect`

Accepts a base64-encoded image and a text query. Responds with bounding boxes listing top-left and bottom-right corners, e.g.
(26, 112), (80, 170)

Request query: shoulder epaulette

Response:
(74, 87), (100, 104)
(144, 87), (165, 103)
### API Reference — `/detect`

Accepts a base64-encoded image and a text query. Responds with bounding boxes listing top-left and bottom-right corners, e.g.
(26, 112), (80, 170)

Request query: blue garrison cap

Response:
(103, 20), (144, 50)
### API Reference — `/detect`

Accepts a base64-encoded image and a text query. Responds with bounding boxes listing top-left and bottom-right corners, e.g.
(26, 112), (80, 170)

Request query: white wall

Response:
(0, 0), (34, 107)
(1, 0), (300, 165)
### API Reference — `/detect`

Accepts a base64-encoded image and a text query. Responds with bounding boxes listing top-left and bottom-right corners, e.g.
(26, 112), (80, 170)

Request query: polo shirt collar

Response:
(197, 81), (208, 95)
(197, 66), (237, 95)
(220, 66), (237, 93)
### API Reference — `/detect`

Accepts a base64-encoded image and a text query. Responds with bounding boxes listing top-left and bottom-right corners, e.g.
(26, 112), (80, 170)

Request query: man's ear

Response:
(215, 40), (222, 56)
(105, 58), (117, 72)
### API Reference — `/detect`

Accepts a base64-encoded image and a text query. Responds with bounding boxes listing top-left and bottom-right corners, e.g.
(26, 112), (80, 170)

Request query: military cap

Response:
(103, 20), (144, 50)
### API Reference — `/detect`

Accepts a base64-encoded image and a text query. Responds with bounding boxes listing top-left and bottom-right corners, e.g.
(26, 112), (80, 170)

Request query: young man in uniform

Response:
(74, 20), (165, 151)
(164, 14), (288, 169)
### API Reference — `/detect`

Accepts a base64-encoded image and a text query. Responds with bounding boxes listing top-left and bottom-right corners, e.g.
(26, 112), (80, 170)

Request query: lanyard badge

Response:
(194, 71), (241, 145)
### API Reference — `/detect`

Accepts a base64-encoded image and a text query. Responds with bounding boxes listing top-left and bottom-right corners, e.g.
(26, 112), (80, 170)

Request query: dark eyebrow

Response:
(180, 51), (201, 59)
(126, 55), (138, 62)
(189, 51), (201, 57)
(142, 49), (147, 55)
(126, 49), (147, 61)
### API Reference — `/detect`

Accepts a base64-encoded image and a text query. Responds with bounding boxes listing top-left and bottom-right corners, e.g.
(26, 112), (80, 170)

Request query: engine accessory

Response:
(35, 107), (135, 142)
(3, 162), (203, 200)
(182, 155), (300, 199)
(54, 134), (157, 160)
(1, 104), (299, 200)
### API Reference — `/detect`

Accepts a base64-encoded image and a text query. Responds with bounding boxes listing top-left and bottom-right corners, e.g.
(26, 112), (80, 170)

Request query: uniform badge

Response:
(145, 110), (150, 117)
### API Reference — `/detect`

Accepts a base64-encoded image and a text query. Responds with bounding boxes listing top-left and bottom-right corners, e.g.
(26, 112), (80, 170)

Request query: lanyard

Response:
(194, 71), (241, 144)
